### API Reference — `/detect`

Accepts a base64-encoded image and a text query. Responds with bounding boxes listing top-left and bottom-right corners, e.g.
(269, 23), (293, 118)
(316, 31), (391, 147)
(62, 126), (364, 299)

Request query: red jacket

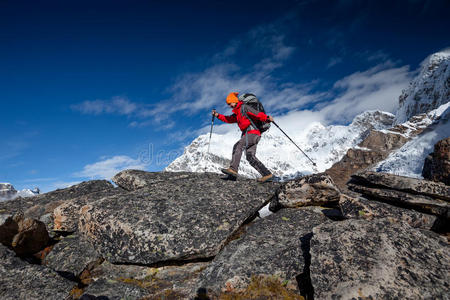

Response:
(217, 101), (269, 136)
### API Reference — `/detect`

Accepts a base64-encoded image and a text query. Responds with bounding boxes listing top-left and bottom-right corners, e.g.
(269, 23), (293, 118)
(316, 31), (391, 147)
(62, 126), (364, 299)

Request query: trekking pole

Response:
(203, 109), (216, 172)
(272, 121), (317, 167)
(207, 109), (216, 154)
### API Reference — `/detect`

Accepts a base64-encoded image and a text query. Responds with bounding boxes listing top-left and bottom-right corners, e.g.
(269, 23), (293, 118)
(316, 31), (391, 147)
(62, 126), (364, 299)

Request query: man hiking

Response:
(212, 92), (274, 183)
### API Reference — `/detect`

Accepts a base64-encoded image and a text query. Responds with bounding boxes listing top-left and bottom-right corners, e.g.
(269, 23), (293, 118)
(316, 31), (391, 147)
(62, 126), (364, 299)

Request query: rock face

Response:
(270, 173), (340, 211)
(423, 137), (450, 185)
(339, 194), (437, 230)
(0, 244), (74, 300)
(394, 50), (450, 124)
(195, 208), (329, 298)
(79, 172), (278, 265)
(0, 214), (49, 256)
(310, 218), (450, 299)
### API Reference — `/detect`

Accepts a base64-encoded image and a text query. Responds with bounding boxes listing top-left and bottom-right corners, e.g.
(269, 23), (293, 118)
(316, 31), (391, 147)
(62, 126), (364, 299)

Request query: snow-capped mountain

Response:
(394, 49), (450, 124)
(0, 182), (39, 202)
(375, 101), (450, 178)
(167, 50), (449, 180)
(166, 110), (394, 179)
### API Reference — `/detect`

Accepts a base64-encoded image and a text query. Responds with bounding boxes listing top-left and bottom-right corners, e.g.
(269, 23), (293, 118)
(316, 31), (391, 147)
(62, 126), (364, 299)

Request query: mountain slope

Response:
(394, 49), (450, 124)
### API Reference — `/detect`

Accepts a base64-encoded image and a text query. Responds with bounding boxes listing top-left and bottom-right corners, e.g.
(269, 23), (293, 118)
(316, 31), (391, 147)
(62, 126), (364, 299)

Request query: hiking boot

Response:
(221, 167), (238, 177)
(257, 174), (274, 183)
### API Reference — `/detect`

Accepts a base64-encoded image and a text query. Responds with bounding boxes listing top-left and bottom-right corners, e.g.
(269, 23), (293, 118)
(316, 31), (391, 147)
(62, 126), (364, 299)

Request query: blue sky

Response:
(1, 0), (449, 192)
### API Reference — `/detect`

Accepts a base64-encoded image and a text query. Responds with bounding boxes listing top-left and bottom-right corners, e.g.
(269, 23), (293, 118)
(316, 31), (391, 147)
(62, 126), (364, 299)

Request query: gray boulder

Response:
(310, 218), (450, 299)
(43, 234), (103, 278)
(270, 173), (340, 211)
(79, 172), (278, 265)
(0, 213), (49, 256)
(194, 208), (329, 298)
(0, 244), (74, 300)
(339, 193), (437, 230)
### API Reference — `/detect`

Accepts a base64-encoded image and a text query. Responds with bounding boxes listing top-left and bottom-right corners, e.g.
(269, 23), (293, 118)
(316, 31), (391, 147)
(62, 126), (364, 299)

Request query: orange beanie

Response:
(226, 92), (239, 104)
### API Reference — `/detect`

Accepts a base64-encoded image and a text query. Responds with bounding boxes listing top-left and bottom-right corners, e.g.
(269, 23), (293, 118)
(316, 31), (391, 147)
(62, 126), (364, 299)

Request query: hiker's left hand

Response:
(268, 116), (274, 122)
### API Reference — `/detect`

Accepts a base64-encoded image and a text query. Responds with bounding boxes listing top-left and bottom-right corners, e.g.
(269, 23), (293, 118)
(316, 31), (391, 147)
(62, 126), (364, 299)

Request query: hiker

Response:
(212, 92), (274, 183)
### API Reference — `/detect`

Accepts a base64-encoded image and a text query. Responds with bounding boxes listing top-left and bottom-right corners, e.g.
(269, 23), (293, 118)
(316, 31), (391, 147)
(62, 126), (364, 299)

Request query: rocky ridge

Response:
(0, 167), (448, 299)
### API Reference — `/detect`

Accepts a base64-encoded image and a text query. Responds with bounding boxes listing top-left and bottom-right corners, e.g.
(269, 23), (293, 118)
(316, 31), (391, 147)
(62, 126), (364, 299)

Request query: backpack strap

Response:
(241, 104), (258, 132)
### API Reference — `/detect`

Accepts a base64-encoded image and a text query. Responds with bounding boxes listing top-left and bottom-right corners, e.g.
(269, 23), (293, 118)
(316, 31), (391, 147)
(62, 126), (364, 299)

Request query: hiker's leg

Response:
(245, 134), (271, 176)
(230, 136), (246, 171)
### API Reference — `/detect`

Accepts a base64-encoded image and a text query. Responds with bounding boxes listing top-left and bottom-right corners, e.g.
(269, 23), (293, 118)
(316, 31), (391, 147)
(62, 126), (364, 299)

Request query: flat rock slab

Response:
(0, 244), (74, 300)
(351, 171), (450, 201)
(81, 278), (148, 300)
(83, 260), (208, 299)
(310, 218), (450, 299)
(270, 173), (340, 211)
(195, 208), (329, 297)
(79, 172), (278, 265)
(348, 183), (449, 218)
(53, 187), (126, 232)
(43, 234), (102, 277)
(112, 169), (195, 191)
(339, 194), (437, 230)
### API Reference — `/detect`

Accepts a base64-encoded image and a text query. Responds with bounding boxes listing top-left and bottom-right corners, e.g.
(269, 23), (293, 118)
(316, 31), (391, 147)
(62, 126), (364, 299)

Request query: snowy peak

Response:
(394, 49), (450, 124)
(0, 182), (39, 202)
(350, 110), (395, 131)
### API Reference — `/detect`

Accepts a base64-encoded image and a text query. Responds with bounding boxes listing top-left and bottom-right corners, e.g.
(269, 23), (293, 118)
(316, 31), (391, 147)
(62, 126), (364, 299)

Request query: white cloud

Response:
(73, 155), (148, 179)
(317, 63), (414, 124)
(71, 96), (137, 115)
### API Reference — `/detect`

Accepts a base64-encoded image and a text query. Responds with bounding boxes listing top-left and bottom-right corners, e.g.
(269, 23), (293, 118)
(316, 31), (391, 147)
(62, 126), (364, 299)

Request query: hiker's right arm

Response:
(217, 113), (237, 123)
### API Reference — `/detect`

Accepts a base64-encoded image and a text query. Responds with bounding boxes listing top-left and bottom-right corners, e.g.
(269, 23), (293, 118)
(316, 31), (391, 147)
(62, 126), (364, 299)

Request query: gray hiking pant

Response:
(230, 133), (271, 176)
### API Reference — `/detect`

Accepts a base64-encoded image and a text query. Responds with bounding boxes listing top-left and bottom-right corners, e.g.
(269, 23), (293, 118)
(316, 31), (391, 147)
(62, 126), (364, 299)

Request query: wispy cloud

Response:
(318, 62), (414, 123)
(327, 57), (343, 68)
(73, 155), (148, 179)
(71, 96), (137, 116)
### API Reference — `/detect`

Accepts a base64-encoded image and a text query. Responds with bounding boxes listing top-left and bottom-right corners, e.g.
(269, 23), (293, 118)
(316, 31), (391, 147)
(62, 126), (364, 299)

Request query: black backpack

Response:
(239, 93), (271, 133)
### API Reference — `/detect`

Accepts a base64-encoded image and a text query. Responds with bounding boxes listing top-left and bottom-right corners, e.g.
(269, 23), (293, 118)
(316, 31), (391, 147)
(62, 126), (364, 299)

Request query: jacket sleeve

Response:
(245, 106), (269, 122)
(217, 113), (237, 123)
